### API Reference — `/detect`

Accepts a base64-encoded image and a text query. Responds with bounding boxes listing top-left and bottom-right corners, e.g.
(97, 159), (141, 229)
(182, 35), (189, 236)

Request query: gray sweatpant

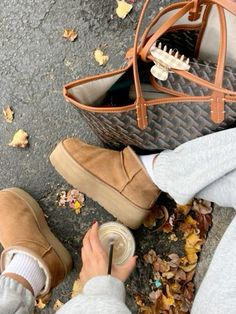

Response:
(0, 128), (235, 314)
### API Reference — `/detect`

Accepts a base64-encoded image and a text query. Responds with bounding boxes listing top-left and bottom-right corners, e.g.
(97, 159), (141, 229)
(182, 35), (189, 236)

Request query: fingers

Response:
(113, 256), (138, 282)
(124, 256), (137, 272)
(82, 221), (105, 257)
(82, 227), (93, 255)
(119, 256), (137, 273)
(89, 222), (105, 255)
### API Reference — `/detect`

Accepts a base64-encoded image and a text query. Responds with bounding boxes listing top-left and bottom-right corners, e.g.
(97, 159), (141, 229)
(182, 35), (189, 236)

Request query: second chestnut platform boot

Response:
(0, 188), (72, 297)
(50, 139), (161, 229)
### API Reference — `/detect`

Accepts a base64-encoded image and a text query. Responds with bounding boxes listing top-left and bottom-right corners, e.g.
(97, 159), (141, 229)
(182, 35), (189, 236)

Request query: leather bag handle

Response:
(132, 0), (236, 128)
(140, 0), (236, 57)
(142, 2), (236, 122)
(132, 0), (199, 129)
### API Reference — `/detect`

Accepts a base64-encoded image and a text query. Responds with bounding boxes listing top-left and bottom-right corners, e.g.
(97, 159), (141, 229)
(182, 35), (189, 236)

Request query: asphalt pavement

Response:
(0, 1), (234, 313)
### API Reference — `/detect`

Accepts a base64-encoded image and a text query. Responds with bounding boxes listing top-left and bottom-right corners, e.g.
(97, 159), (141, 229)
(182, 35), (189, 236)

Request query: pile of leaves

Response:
(57, 189), (85, 214)
(135, 199), (213, 314)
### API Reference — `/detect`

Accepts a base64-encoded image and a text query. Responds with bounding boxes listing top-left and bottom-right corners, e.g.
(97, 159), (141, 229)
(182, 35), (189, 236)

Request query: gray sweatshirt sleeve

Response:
(57, 275), (131, 314)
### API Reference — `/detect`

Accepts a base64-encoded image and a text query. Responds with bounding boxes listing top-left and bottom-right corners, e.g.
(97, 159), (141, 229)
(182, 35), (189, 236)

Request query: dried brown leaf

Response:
(183, 282), (195, 301)
(175, 269), (187, 282)
(9, 129), (29, 148)
(143, 249), (157, 264)
(3, 106), (14, 123)
(168, 253), (180, 268)
(153, 257), (170, 273)
(195, 212), (213, 238)
(149, 289), (162, 303)
(185, 269), (196, 283)
(193, 199), (212, 215)
(179, 298), (192, 313)
(143, 205), (164, 229)
(162, 214), (175, 233)
(168, 253), (180, 263)
(63, 29), (77, 41)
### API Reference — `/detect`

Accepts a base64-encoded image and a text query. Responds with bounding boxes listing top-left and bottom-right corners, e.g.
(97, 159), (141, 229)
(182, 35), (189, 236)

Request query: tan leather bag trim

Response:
(189, 0), (203, 20)
(210, 91), (225, 123)
(139, 1), (190, 51)
(203, 0), (236, 14)
(194, 3), (213, 57)
(140, 2), (194, 61)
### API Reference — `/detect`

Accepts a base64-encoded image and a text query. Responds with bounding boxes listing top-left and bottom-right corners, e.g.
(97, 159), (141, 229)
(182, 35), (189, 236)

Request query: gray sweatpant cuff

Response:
(0, 276), (35, 314)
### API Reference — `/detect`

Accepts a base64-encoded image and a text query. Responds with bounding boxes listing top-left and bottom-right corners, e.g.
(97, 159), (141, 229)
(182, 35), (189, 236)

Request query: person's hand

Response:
(79, 221), (137, 286)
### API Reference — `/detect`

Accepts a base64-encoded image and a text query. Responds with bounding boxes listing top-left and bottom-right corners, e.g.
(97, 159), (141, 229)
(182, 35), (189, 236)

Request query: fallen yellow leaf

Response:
(186, 252), (198, 264)
(35, 298), (46, 309)
(170, 281), (181, 294)
(3, 106), (14, 123)
(185, 232), (203, 264)
(185, 215), (198, 227)
(63, 29), (78, 42)
(138, 305), (154, 314)
(72, 200), (81, 214)
(116, 0), (133, 19)
(94, 49), (109, 66)
(176, 203), (192, 215)
(162, 271), (175, 279)
(180, 263), (197, 272)
(9, 129), (29, 148)
(168, 233), (178, 242)
(53, 299), (64, 311)
(71, 278), (83, 298)
(185, 232), (201, 247)
(180, 256), (189, 266)
(162, 292), (174, 310)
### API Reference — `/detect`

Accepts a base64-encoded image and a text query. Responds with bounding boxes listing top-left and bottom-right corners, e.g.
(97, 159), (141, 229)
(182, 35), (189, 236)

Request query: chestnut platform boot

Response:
(50, 138), (160, 229)
(0, 188), (72, 297)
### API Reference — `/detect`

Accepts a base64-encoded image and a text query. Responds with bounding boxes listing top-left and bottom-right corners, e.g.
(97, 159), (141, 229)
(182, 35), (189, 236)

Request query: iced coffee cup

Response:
(98, 221), (136, 265)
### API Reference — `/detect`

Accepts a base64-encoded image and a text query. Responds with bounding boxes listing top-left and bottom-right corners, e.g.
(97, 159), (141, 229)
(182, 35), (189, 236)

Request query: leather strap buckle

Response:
(210, 91), (225, 124)
(135, 97), (148, 129)
(189, 0), (203, 21)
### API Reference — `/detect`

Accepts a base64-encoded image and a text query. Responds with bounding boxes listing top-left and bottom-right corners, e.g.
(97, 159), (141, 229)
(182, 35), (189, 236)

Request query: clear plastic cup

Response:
(98, 221), (136, 265)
